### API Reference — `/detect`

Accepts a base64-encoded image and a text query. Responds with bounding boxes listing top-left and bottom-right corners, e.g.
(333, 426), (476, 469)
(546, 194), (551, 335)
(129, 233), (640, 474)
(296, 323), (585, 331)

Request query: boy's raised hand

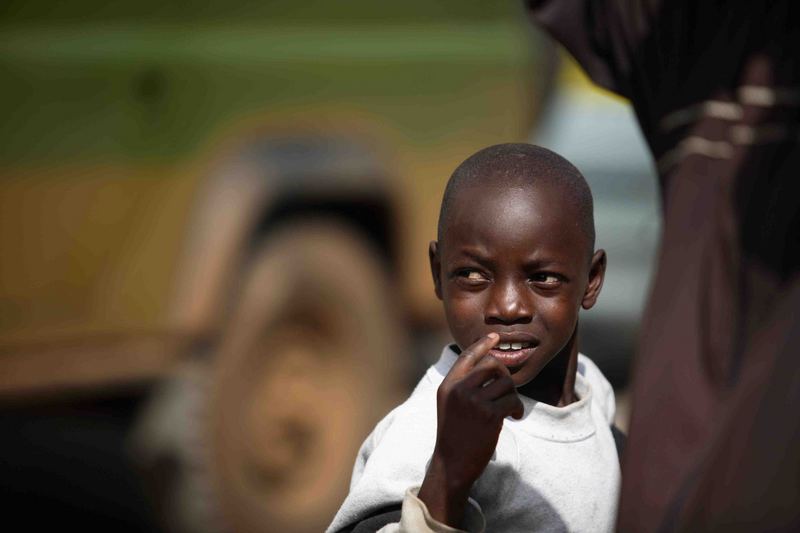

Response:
(417, 333), (524, 527)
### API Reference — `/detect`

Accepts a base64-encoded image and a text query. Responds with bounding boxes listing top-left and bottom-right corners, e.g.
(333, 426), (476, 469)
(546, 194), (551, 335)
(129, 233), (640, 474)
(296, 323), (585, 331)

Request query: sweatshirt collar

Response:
(428, 344), (597, 442)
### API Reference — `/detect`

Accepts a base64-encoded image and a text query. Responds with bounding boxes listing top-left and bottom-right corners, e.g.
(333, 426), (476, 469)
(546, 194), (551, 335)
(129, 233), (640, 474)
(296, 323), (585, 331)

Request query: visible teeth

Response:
(494, 341), (533, 351)
(495, 342), (533, 351)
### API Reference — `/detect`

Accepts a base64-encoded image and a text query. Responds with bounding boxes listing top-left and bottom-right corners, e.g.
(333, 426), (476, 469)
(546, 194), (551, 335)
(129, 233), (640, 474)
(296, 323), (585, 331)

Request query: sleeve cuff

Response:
(395, 487), (485, 533)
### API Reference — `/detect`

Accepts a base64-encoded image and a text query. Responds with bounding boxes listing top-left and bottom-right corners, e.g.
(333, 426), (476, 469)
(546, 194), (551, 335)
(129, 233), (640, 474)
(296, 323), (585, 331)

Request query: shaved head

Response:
(437, 143), (595, 255)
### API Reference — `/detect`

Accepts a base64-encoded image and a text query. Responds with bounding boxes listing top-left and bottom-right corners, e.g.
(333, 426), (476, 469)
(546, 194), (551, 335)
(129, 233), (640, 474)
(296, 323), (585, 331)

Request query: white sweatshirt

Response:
(328, 345), (621, 533)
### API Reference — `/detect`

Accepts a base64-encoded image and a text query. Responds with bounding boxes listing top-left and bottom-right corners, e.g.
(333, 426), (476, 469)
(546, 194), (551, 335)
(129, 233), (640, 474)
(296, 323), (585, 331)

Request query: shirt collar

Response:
(427, 344), (597, 442)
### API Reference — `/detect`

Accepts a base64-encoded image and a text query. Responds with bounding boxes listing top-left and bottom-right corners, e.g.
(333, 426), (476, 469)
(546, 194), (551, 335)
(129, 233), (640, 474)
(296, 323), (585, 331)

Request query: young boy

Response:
(328, 143), (621, 532)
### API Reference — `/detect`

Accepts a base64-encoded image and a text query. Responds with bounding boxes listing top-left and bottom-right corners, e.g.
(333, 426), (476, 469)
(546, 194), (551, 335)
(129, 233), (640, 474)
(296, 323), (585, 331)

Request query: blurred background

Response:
(0, 1), (658, 531)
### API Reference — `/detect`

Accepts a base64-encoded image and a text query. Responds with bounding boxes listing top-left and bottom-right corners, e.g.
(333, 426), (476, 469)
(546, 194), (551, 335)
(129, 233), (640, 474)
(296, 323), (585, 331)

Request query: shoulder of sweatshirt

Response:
(577, 353), (616, 425)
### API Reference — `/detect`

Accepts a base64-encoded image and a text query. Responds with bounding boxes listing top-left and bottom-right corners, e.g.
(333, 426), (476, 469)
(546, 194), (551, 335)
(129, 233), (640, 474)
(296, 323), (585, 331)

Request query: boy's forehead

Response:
(446, 180), (567, 229)
(441, 181), (588, 252)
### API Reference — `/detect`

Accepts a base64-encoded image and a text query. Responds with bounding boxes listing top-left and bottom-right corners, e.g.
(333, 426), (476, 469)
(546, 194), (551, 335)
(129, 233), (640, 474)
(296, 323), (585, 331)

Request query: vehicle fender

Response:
(167, 135), (395, 340)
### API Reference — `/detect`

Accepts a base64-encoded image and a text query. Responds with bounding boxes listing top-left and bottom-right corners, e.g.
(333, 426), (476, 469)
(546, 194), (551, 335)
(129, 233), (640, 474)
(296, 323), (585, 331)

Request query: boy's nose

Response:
(485, 281), (532, 325)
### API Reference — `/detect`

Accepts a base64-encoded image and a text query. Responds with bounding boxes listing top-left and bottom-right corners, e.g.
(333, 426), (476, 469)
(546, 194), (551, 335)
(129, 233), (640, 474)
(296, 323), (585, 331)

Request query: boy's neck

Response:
(517, 333), (579, 407)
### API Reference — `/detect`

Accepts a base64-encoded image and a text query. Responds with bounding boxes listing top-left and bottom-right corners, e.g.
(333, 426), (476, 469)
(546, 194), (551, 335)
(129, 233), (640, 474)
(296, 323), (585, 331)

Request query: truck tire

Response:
(209, 220), (407, 533)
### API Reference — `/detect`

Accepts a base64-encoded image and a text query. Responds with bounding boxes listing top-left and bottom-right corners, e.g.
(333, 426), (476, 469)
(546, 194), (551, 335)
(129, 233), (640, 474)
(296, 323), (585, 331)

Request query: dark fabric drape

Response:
(528, 1), (800, 531)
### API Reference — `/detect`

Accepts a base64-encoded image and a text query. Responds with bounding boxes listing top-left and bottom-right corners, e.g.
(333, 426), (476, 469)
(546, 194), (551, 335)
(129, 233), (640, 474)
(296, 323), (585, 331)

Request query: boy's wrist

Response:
(418, 453), (475, 527)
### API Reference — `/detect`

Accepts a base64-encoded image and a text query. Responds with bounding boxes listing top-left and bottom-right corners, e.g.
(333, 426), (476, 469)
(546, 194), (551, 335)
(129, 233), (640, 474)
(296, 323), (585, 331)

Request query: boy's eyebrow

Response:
(453, 247), (493, 265)
(522, 257), (565, 269)
(454, 248), (569, 269)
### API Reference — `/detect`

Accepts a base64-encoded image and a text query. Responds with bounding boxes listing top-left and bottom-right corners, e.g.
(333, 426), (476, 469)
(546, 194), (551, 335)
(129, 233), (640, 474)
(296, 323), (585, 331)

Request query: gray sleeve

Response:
(376, 488), (486, 533)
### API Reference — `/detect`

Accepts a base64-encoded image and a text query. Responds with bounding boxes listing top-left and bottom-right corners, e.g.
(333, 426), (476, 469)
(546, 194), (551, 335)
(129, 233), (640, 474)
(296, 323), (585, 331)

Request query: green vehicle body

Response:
(0, 0), (540, 376)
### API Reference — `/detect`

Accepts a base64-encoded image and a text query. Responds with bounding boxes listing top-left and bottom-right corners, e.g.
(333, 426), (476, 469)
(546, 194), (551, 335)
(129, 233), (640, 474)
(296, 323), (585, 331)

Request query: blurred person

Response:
(528, 1), (800, 531)
(328, 144), (624, 532)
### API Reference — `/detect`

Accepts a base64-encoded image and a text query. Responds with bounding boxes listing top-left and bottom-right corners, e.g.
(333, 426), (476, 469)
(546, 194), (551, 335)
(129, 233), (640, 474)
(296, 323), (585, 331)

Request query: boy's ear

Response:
(428, 240), (443, 300)
(582, 249), (606, 310)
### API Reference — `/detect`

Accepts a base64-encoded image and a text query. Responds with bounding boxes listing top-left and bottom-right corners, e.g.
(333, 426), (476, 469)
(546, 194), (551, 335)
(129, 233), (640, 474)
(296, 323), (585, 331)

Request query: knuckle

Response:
(470, 393), (484, 408)
(453, 383), (471, 403)
(494, 361), (512, 376)
(499, 376), (515, 390)
(486, 356), (504, 371)
(478, 404), (495, 423)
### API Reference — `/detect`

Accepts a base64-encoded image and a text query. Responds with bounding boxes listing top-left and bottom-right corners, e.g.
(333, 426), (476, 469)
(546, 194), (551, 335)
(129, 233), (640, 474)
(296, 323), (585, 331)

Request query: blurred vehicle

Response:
(0, 2), (545, 531)
(534, 59), (661, 387)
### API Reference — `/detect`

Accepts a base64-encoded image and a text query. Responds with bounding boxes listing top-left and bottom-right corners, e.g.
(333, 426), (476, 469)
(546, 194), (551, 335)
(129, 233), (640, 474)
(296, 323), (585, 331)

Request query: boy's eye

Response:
(455, 269), (488, 284)
(531, 273), (562, 286)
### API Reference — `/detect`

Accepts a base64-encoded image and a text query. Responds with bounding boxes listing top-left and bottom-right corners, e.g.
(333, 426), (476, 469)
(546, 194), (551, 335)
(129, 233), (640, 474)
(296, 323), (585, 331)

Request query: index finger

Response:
(452, 333), (499, 374)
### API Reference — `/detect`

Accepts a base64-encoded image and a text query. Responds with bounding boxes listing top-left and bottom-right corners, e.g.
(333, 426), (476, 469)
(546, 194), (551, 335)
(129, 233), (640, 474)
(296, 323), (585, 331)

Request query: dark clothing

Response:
(529, 2), (800, 531)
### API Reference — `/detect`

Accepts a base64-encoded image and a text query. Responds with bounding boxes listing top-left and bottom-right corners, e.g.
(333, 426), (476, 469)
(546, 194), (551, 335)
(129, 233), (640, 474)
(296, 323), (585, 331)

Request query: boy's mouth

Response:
(495, 341), (534, 351)
(488, 336), (538, 369)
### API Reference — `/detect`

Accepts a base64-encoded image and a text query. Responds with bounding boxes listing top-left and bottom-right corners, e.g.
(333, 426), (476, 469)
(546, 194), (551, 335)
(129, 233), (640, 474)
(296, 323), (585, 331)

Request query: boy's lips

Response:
(487, 332), (539, 369)
(489, 345), (537, 369)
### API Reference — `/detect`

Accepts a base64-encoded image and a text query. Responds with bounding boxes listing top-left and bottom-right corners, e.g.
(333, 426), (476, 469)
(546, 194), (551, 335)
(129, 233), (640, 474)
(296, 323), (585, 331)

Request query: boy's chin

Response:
(508, 355), (562, 389)
(508, 363), (547, 389)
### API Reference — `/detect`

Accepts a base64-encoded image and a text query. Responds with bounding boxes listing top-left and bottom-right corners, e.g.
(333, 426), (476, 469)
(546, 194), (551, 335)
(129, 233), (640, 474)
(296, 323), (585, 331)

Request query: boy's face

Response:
(429, 181), (605, 389)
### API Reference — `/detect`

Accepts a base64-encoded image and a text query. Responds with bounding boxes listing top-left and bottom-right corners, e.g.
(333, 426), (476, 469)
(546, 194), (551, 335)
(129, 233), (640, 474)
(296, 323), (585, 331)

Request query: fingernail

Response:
(488, 333), (498, 340)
